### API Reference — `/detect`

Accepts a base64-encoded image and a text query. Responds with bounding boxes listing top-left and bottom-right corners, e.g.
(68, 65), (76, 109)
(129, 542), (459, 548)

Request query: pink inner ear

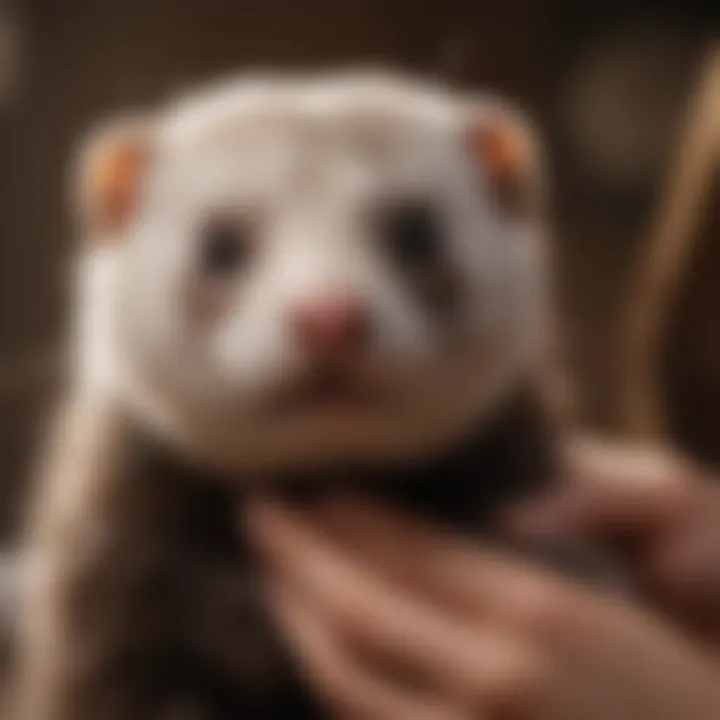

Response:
(470, 119), (529, 184)
(90, 140), (146, 234)
(467, 118), (533, 216)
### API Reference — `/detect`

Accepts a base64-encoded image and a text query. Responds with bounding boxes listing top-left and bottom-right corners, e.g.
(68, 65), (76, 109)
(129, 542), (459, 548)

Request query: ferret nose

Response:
(289, 294), (372, 360)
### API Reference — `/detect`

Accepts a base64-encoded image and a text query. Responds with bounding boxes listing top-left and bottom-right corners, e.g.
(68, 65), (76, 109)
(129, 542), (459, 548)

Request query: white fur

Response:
(75, 72), (551, 476)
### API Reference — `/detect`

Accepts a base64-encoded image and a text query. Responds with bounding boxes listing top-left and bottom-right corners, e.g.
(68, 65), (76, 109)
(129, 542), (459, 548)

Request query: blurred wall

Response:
(0, 0), (718, 539)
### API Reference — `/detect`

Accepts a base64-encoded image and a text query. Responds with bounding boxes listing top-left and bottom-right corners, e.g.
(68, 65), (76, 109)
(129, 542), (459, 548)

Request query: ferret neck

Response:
(124, 380), (558, 530)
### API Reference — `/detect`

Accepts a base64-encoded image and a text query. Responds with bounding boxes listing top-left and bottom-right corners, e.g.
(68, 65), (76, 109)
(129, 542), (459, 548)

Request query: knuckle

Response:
(508, 578), (584, 640)
(304, 644), (363, 712)
(327, 587), (374, 635)
(482, 644), (551, 713)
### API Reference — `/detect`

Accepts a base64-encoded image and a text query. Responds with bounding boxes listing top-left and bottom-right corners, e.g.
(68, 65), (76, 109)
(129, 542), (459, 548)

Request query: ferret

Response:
(11, 71), (593, 720)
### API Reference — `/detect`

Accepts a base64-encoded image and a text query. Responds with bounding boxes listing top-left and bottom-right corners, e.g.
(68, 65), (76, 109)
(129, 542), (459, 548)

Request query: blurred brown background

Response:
(0, 0), (719, 541)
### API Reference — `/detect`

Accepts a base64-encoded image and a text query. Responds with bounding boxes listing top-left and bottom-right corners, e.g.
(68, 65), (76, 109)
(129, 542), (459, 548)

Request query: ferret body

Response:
(13, 72), (572, 719)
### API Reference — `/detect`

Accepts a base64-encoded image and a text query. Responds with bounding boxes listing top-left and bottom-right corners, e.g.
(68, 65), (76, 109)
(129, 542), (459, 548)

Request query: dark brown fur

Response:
(14, 382), (619, 720)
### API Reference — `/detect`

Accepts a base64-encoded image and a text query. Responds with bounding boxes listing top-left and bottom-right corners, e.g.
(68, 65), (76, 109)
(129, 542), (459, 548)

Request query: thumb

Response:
(504, 436), (699, 544)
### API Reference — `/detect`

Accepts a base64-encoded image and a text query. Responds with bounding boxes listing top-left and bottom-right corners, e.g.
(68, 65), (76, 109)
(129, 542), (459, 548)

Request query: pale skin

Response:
(246, 438), (720, 719)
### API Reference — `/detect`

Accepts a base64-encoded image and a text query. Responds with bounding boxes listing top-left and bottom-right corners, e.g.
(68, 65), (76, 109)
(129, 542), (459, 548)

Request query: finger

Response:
(308, 495), (608, 643)
(272, 576), (619, 720)
(309, 495), (525, 611)
(644, 491), (720, 636)
(505, 436), (699, 542)
(249, 502), (720, 719)
(267, 579), (467, 720)
(248, 500), (709, 719)
(297, 494), (702, 697)
(653, 527), (720, 601)
(247, 499), (549, 707)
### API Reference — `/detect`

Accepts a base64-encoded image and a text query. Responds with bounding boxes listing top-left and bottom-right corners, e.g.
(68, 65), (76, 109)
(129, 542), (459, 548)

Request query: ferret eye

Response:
(200, 218), (251, 274)
(378, 201), (443, 267)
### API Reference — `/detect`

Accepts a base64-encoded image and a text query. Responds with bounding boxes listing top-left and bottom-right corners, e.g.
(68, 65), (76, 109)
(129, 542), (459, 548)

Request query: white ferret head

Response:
(72, 71), (552, 475)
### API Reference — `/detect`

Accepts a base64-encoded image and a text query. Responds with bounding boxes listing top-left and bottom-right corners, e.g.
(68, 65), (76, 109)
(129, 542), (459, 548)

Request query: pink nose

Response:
(289, 294), (371, 360)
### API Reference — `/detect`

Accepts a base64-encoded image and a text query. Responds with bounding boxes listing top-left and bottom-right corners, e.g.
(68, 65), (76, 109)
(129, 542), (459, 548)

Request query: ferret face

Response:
(76, 74), (550, 474)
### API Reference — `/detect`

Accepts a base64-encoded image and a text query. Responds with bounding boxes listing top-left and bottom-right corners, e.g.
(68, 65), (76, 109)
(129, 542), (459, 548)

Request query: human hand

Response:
(247, 496), (720, 719)
(507, 437), (720, 644)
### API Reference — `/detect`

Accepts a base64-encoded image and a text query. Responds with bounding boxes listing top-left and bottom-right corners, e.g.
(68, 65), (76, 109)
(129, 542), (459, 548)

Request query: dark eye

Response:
(378, 200), (443, 267)
(200, 217), (252, 275)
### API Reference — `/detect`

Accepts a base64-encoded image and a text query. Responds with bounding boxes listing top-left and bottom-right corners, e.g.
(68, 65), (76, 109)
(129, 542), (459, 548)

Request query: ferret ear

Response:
(73, 116), (155, 242)
(463, 101), (543, 219)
